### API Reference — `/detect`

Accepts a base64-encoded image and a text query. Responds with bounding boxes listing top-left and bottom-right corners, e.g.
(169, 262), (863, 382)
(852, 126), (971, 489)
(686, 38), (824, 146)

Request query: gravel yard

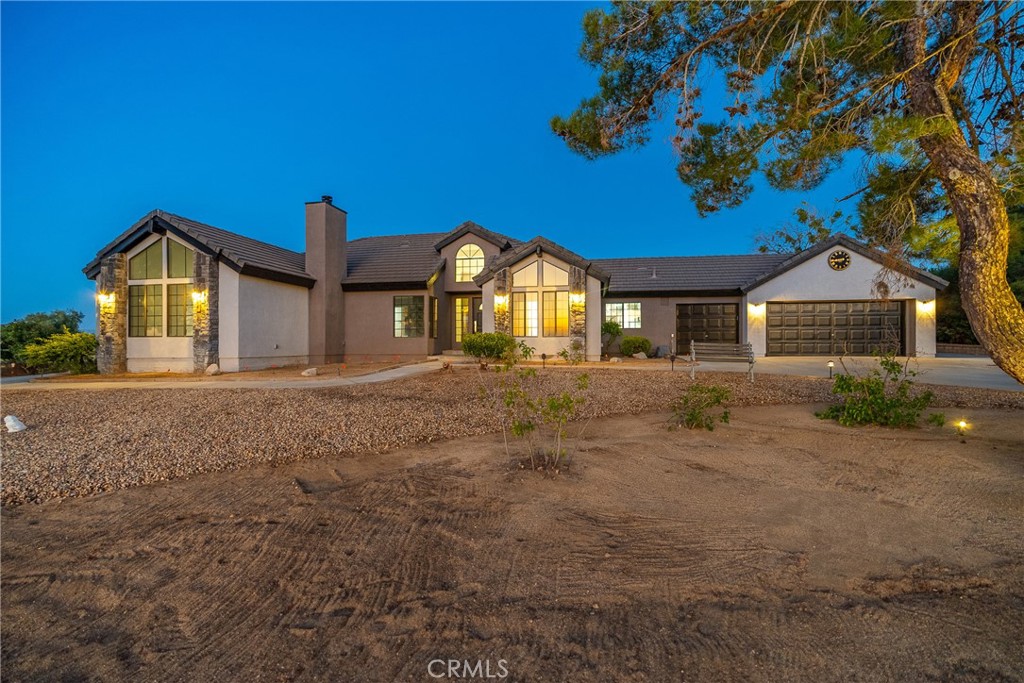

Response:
(2, 367), (1021, 507)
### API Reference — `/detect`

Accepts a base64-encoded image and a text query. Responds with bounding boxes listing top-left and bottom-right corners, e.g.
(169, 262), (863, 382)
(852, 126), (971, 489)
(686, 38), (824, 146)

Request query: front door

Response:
(453, 296), (483, 349)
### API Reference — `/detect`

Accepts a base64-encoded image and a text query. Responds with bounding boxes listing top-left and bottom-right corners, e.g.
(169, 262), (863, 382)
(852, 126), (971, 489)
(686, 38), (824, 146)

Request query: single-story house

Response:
(83, 196), (947, 373)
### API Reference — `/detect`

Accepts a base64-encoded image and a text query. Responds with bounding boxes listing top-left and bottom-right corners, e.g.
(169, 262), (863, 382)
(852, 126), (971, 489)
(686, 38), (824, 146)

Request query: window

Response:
(129, 284), (163, 336)
(512, 263), (537, 287)
(543, 291), (569, 337)
(429, 296), (438, 339)
(542, 261), (568, 287)
(455, 243), (485, 282)
(168, 239), (195, 278)
(454, 297), (469, 343)
(605, 302), (642, 329)
(512, 292), (538, 337)
(394, 296), (424, 337)
(129, 241), (163, 280)
(167, 284), (194, 337)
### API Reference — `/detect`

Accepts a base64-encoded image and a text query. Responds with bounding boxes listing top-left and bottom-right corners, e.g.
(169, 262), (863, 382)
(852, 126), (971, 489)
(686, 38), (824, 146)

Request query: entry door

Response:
(453, 296), (483, 349)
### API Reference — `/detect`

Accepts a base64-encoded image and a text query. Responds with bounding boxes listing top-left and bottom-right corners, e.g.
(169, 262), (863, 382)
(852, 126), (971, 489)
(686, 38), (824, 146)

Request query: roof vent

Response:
(650, 268), (657, 279)
(321, 195), (333, 205)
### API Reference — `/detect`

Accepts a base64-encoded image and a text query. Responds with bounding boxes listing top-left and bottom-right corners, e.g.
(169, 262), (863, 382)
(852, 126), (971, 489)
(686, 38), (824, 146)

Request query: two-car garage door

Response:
(766, 301), (904, 356)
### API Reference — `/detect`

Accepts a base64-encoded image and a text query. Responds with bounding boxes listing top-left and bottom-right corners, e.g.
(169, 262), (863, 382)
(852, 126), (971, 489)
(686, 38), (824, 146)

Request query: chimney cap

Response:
(321, 195), (333, 205)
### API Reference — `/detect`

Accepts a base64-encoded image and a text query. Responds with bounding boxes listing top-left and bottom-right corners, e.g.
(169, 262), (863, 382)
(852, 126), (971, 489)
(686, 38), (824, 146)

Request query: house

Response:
(83, 196), (946, 373)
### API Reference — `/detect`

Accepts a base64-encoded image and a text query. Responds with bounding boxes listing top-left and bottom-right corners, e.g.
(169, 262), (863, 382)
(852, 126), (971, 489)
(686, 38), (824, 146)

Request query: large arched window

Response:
(455, 243), (485, 282)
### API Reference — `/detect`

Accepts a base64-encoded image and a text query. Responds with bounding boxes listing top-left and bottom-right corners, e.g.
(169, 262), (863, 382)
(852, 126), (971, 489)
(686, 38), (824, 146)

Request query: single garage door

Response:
(676, 303), (739, 353)
(766, 301), (904, 356)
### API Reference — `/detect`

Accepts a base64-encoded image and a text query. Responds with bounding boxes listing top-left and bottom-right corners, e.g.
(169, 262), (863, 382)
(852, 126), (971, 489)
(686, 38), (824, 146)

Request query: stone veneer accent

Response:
(96, 253), (128, 374)
(569, 266), (587, 350)
(493, 267), (511, 334)
(192, 251), (220, 371)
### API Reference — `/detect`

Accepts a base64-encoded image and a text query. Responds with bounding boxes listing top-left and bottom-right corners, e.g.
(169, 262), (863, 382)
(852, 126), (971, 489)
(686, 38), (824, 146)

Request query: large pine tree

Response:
(553, 1), (1023, 382)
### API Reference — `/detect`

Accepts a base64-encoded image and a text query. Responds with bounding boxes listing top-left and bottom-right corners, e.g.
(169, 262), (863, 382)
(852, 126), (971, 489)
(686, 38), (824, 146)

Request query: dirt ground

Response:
(2, 404), (1022, 682)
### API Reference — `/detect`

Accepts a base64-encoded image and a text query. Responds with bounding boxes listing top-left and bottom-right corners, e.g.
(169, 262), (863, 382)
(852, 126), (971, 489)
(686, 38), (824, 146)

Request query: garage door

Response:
(676, 303), (739, 353)
(766, 301), (904, 356)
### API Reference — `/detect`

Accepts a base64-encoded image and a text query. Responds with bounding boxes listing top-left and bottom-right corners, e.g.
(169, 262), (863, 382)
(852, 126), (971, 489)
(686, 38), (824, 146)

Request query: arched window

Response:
(455, 243), (485, 282)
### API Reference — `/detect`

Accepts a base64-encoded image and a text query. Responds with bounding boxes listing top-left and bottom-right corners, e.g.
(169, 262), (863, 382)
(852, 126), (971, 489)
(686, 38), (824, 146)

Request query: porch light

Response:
(917, 299), (935, 315)
(191, 290), (208, 305)
(97, 292), (116, 311)
(748, 302), (766, 318)
(494, 294), (509, 308)
(569, 292), (586, 306)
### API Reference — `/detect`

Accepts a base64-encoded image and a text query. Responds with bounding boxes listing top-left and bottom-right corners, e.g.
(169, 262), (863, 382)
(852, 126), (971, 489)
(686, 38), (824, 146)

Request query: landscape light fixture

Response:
(956, 419), (969, 436)
(668, 354), (677, 371)
(541, 352), (547, 368)
(827, 359), (835, 379)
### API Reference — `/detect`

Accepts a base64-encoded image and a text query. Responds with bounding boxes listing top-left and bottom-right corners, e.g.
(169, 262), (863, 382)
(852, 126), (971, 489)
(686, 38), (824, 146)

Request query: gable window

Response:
(605, 302), (642, 329)
(511, 260), (569, 338)
(394, 296), (424, 338)
(455, 244), (485, 282)
(127, 237), (196, 338)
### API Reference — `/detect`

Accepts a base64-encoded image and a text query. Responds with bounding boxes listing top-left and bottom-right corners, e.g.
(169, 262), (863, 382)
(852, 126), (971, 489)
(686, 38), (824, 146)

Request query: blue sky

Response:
(1, 1), (858, 327)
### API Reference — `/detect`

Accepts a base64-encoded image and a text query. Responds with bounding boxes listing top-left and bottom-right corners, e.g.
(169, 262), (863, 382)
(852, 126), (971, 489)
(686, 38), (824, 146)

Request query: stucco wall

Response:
(344, 289), (430, 361)
(602, 296), (742, 356)
(231, 274), (309, 370)
(126, 338), (193, 372)
(745, 250), (937, 357)
(218, 265), (241, 372)
(440, 233), (502, 294)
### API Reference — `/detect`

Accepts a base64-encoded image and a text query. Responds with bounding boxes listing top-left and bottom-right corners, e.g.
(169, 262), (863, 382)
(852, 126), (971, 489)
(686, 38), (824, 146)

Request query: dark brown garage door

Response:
(766, 301), (904, 356)
(676, 303), (739, 352)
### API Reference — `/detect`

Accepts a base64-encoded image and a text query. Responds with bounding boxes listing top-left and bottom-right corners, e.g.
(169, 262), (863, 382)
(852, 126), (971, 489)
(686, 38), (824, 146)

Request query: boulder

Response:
(632, 352), (648, 360)
(204, 363), (221, 376)
(609, 357), (623, 363)
(4, 415), (27, 432)
(301, 368), (318, 377)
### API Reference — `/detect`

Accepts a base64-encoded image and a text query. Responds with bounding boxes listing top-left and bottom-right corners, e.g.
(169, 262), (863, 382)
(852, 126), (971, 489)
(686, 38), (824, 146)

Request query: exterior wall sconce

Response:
(191, 290), (208, 305)
(97, 292), (116, 311)
(917, 299), (935, 315)
(748, 302), (766, 318)
(494, 294), (509, 309)
(569, 292), (586, 306)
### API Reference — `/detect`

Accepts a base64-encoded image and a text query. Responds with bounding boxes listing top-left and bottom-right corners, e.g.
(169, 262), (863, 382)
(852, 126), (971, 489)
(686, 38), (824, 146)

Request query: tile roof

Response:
(344, 233), (448, 285)
(593, 254), (790, 293)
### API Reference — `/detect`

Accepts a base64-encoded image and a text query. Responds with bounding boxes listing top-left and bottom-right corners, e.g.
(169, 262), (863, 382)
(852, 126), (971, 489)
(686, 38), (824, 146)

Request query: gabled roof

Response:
(83, 210), (315, 287)
(474, 236), (611, 286)
(433, 221), (515, 251)
(594, 253), (789, 295)
(343, 232), (448, 289)
(740, 234), (949, 292)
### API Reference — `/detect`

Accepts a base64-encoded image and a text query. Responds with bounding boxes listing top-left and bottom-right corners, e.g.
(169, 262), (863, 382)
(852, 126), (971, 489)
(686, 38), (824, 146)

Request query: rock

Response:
(632, 352), (647, 360)
(610, 357), (623, 363)
(301, 368), (318, 377)
(204, 363), (221, 376)
(4, 415), (27, 432)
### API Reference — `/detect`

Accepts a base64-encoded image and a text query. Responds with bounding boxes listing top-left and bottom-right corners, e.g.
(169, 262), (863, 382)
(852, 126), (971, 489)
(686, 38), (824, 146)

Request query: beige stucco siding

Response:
(218, 264), (241, 371)
(440, 233), (502, 294)
(344, 289), (431, 361)
(229, 274), (309, 370)
(745, 250), (937, 357)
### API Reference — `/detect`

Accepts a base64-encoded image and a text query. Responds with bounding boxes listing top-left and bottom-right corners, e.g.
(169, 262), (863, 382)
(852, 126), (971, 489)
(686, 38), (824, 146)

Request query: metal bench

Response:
(689, 340), (756, 382)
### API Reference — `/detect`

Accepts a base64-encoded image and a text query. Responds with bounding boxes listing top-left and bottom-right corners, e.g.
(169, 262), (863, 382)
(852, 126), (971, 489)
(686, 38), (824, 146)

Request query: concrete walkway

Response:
(3, 355), (1019, 393)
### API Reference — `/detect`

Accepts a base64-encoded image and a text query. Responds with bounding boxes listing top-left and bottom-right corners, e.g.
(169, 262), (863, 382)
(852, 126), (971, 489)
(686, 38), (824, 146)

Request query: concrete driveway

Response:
(692, 355), (1022, 392)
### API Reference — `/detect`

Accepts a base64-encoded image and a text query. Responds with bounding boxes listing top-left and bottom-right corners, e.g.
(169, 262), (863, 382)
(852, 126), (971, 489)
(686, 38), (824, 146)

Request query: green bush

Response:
(600, 320), (622, 355)
(20, 331), (98, 374)
(817, 354), (934, 428)
(463, 332), (517, 362)
(1, 309), (85, 363)
(670, 385), (731, 431)
(558, 339), (585, 365)
(619, 336), (652, 356)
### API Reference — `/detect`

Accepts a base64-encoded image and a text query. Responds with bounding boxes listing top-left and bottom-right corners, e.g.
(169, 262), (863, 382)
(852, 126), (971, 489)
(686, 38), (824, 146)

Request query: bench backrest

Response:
(690, 341), (754, 361)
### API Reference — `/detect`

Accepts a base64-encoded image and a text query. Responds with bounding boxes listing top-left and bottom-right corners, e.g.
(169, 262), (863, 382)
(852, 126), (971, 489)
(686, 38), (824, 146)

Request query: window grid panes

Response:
(605, 302), (642, 329)
(129, 284), (163, 337)
(512, 292), (538, 337)
(167, 284), (194, 337)
(455, 244), (485, 282)
(393, 296), (424, 338)
(129, 241), (163, 280)
(167, 240), (195, 278)
(455, 297), (470, 343)
(542, 291), (569, 337)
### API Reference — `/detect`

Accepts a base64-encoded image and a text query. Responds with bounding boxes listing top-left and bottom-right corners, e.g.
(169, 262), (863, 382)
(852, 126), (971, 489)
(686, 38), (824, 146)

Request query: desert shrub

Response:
(927, 412), (946, 427)
(20, 331), (98, 374)
(600, 320), (622, 355)
(463, 332), (517, 363)
(619, 336), (651, 356)
(670, 385), (731, 431)
(558, 339), (585, 365)
(817, 353), (934, 428)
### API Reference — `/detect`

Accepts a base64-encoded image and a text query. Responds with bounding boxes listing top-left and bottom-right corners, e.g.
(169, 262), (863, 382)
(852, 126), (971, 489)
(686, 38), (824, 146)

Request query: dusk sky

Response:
(2, 1), (859, 327)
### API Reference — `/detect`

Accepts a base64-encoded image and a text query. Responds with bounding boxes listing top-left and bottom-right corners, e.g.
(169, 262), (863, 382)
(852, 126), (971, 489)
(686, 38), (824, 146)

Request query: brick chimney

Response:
(306, 196), (346, 364)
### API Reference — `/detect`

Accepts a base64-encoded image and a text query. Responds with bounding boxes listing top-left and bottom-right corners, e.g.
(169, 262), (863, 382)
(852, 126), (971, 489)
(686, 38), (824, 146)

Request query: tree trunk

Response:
(902, 7), (1024, 384)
